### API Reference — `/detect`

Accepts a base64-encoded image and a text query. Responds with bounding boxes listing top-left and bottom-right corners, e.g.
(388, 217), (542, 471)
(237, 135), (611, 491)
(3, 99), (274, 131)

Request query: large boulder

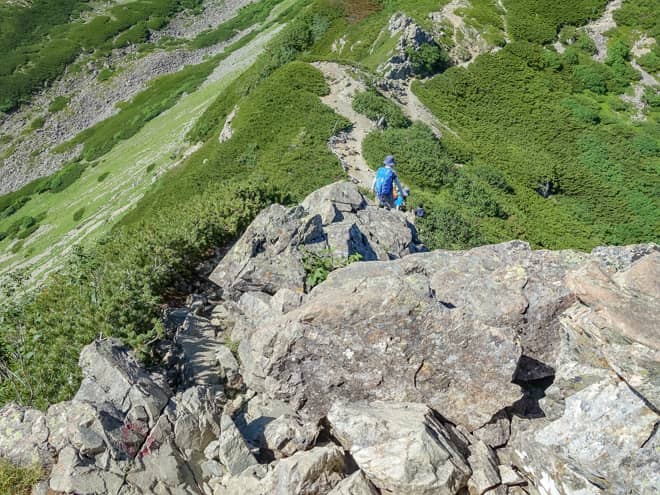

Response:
(209, 182), (424, 299)
(328, 401), (471, 494)
(239, 241), (591, 430)
(503, 249), (660, 494)
(0, 403), (53, 467)
(216, 445), (347, 495)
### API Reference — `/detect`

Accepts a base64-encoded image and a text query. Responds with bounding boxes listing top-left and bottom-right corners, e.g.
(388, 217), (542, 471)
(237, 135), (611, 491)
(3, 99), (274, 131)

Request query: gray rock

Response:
(244, 242), (590, 429)
(49, 446), (125, 495)
(328, 401), (471, 495)
(327, 471), (379, 495)
(507, 255), (660, 495)
(217, 445), (347, 495)
(176, 314), (225, 387)
(261, 413), (318, 458)
(75, 338), (169, 430)
(474, 410), (510, 449)
(498, 465), (525, 486)
(209, 182), (423, 299)
(467, 439), (501, 495)
(215, 345), (241, 390)
(218, 412), (257, 475)
(0, 403), (53, 467)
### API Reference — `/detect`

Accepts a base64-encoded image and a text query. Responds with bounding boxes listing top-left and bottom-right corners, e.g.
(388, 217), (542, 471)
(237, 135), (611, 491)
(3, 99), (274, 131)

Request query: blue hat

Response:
(383, 155), (396, 166)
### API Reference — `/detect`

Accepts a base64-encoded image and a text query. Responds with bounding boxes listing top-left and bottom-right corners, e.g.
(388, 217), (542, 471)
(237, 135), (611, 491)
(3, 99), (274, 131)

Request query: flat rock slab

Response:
(240, 242), (599, 430)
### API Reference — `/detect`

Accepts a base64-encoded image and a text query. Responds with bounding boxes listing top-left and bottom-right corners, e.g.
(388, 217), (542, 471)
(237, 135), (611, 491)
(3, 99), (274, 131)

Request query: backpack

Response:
(374, 166), (395, 196)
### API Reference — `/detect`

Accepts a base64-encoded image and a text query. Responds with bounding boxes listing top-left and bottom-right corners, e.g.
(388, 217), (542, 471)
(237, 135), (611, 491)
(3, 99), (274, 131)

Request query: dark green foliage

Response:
(146, 163), (157, 173)
(132, 62), (348, 222)
(417, 205), (484, 249)
(190, 0), (284, 49)
(302, 249), (362, 288)
(30, 117), (45, 130)
(36, 162), (87, 194)
(97, 68), (114, 81)
(73, 208), (85, 221)
(452, 174), (507, 218)
(561, 96), (601, 124)
(472, 165), (513, 194)
(505, 0), (608, 44)
(415, 42), (659, 249)
(405, 43), (450, 75)
(48, 96), (69, 113)
(363, 123), (454, 189)
(638, 50), (660, 74)
(97, 171), (110, 182)
(188, 10), (335, 143)
(352, 90), (410, 128)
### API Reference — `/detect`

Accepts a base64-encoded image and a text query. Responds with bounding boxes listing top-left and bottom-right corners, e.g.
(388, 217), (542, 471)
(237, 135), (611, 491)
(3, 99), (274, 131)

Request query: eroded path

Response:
(313, 62), (377, 188)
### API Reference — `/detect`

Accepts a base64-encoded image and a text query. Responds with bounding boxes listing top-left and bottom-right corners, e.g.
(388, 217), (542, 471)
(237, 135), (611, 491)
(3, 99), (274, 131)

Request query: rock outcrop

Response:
(209, 181), (424, 299)
(1, 182), (658, 495)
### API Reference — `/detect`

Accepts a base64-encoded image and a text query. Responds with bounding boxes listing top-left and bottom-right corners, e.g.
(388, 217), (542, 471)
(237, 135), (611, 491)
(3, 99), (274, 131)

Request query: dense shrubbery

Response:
(505, 0), (608, 43)
(188, 7), (340, 142)
(0, 183), (282, 407)
(363, 123), (454, 189)
(414, 41), (659, 249)
(352, 90), (410, 128)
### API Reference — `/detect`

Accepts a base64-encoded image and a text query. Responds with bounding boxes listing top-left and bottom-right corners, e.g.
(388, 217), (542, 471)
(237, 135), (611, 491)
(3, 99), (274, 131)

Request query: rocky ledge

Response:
(1, 182), (658, 495)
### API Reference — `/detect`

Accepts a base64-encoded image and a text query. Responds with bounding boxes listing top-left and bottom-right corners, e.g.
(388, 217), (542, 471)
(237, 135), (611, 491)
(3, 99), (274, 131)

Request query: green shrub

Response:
(418, 205), (484, 249)
(97, 171), (110, 182)
(352, 90), (410, 128)
(97, 68), (114, 81)
(505, 0), (608, 44)
(30, 117), (45, 129)
(190, 0), (284, 49)
(48, 96), (70, 113)
(472, 165), (513, 193)
(0, 460), (43, 495)
(638, 50), (660, 73)
(302, 249), (362, 288)
(146, 163), (157, 173)
(405, 43), (450, 75)
(36, 162), (87, 194)
(73, 208), (85, 221)
(0, 182), (282, 408)
(452, 174), (507, 218)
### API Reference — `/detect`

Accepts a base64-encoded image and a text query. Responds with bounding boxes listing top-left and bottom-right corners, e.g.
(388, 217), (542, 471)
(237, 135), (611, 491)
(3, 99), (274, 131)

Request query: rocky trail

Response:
(313, 62), (377, 188)
(314, 55), (449, 189)
(1, 181), (658, 495)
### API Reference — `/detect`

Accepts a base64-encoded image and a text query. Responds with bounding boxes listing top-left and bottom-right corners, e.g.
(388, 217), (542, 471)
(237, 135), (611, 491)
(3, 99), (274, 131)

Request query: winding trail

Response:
(313, 62), (377, 188)
(314, 61), (457, 187)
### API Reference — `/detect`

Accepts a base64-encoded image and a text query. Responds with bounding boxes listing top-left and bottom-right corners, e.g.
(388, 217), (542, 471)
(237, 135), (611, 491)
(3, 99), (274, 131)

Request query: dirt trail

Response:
(313, 62), (377, 188)
(314, 62), (457, 187)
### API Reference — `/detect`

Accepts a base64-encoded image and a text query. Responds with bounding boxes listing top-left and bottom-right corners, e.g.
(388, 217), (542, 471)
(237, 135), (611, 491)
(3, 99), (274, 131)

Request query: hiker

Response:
(394, 187), (410, 210)
(372, 155), (405, 209)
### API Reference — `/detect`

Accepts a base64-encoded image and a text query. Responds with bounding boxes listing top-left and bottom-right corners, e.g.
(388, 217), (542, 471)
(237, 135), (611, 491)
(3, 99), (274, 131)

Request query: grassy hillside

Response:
(0, 0), (202, 112)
